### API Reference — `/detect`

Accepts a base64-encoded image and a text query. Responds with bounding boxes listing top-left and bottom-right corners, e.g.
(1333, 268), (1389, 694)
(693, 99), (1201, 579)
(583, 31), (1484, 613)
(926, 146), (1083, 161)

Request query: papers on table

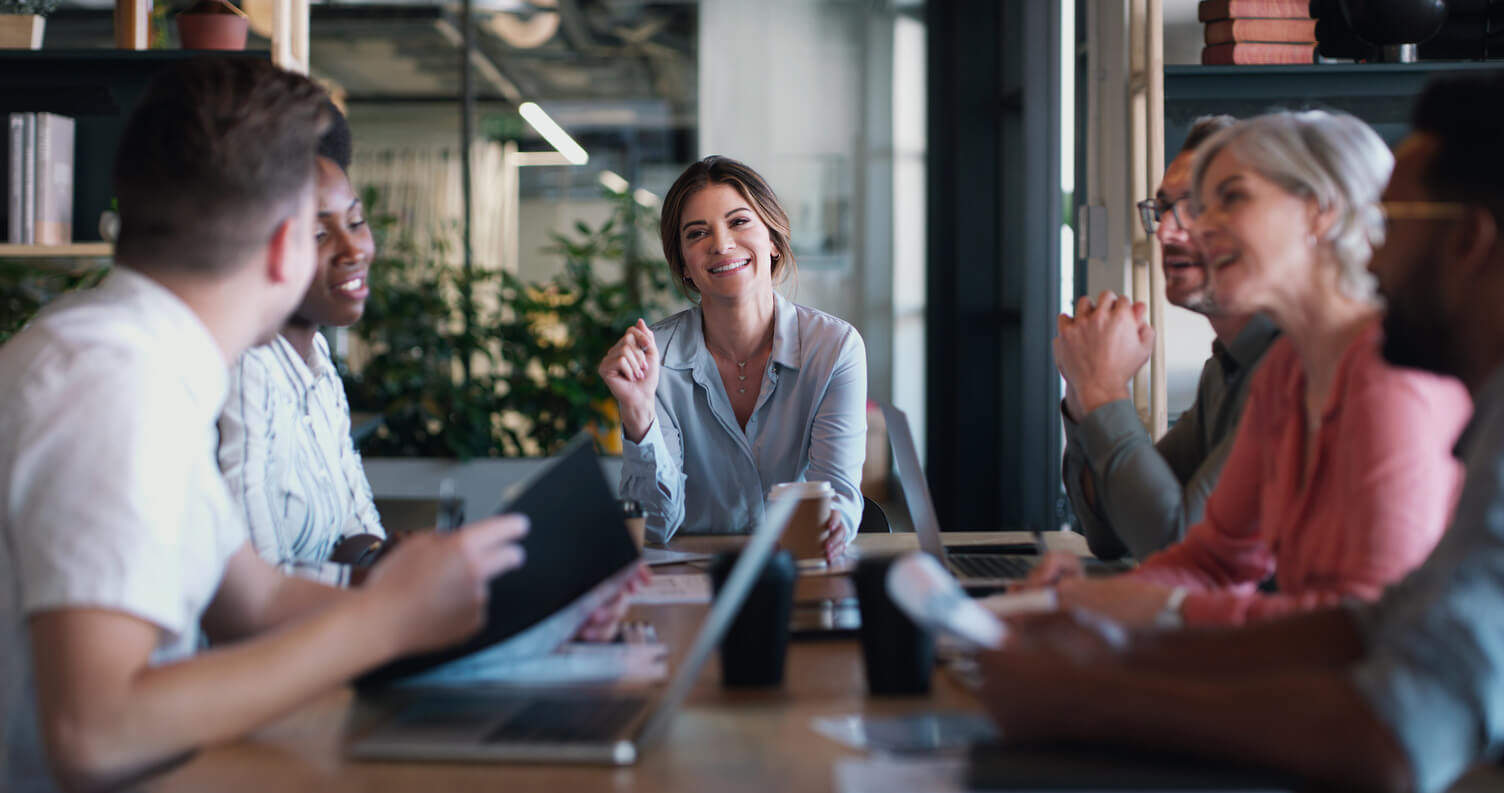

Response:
(641, 547), (714, 567)
(833, 756), (970, 793)
(630, 573), (713, 605)
(401, 641), (668, 687)
(812, 712), (998, 755)
(974, 588), (1058, 619)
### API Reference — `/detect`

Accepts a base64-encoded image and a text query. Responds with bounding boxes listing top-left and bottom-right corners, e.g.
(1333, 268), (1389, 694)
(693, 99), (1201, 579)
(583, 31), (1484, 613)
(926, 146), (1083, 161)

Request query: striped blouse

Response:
(217, 332), (385, 586)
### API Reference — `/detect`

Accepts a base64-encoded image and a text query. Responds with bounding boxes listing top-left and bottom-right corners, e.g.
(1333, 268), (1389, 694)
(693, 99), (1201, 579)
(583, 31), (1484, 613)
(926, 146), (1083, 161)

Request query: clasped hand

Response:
(1055, 291), (1155, 422)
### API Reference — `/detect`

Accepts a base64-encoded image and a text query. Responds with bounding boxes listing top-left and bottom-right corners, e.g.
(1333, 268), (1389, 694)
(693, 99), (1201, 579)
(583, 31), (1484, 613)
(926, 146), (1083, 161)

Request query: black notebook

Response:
(355, 434), (640, 689)
(966, 741), (1303, 791)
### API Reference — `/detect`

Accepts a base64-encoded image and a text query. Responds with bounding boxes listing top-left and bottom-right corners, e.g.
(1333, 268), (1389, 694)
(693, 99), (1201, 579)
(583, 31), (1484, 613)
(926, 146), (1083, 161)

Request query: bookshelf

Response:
(1, 49), (269, 249)
(0, 243), (111, 258)
(1164, 61), (1504, 151)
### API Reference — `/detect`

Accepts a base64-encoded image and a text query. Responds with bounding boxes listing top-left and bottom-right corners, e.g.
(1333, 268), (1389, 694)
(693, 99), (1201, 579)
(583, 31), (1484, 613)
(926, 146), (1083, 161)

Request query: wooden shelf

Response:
(0, 243), (112, 258)
(1165, 61), (1504, 151)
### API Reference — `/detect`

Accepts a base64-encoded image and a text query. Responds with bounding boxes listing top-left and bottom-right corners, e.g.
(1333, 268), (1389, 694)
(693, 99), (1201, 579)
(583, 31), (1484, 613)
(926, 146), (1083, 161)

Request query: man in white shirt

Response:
(0, 58), (528, 793)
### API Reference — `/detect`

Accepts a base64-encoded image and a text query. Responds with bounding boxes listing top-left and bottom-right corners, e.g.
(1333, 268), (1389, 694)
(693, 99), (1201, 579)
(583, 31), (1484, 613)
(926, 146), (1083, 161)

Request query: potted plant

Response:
(0, 0), (57, 50)
(175, 0), (248, 50)
(342, 186), (675, 460)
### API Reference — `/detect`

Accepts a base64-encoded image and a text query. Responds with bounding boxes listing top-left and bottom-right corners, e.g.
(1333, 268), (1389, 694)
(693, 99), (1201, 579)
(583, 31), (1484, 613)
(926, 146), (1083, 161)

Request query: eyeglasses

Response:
(1371, 201), (1468, 236)
(1377, 201), (1468, 222)
(1136, 194), (1195, 234)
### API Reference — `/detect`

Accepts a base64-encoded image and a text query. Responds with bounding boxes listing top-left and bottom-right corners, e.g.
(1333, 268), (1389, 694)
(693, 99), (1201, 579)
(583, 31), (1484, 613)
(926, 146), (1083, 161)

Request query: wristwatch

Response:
(1153, 586), (1189, 630)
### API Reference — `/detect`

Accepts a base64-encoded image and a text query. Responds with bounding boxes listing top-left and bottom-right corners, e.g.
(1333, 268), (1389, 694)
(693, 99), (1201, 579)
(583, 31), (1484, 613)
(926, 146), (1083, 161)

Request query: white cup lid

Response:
(767, 480), (834, 501)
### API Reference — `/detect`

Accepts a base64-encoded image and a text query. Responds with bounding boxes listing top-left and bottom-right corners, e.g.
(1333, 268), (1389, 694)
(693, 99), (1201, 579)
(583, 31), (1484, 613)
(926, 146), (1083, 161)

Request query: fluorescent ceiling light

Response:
(633, 188), (659, 208)
(598, 170), (630, 194)
(519, 101), (589, 165)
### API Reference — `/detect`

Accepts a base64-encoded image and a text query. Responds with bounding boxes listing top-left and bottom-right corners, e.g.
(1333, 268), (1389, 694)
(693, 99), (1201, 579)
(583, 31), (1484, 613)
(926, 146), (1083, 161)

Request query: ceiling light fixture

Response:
(598, 170), (630, 194)
(518, 101), (589, 165)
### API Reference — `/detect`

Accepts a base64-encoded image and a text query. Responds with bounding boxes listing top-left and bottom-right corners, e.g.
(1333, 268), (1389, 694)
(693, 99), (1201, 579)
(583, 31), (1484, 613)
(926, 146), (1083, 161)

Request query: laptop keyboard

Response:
(484, 697), (649, 743)
(948, 554), (1036, 580)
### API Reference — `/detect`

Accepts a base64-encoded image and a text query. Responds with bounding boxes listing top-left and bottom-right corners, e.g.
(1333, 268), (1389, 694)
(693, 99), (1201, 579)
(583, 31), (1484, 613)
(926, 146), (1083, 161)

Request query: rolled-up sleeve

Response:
(621, 403), (687, 543)
(805, 328), (867, 540)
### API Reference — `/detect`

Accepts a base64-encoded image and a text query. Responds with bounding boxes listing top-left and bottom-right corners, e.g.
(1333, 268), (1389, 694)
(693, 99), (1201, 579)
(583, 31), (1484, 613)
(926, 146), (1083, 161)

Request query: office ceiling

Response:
(44, 0), (698, 113)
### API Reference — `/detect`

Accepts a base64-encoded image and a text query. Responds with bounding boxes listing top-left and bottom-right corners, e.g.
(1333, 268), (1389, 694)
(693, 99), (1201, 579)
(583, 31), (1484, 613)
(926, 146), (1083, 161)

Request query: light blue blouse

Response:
(621, 292), (867, 543)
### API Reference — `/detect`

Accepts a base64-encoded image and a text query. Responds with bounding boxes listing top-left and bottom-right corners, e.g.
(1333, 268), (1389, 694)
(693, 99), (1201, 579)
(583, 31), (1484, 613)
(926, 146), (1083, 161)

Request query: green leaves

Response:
(342, 186), (677, 459)
(0, 259), (109, 346)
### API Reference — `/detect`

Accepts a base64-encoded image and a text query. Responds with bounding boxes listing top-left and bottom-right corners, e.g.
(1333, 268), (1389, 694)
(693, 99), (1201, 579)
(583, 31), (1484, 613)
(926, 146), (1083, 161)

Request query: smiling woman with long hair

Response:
(599, 156), (867, 559)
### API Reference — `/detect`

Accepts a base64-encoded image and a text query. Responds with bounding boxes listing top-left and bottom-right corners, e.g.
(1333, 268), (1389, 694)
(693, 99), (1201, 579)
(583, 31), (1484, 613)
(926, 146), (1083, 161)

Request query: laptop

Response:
(879, 403), (1127, 590)
(348, 492), (799, 765)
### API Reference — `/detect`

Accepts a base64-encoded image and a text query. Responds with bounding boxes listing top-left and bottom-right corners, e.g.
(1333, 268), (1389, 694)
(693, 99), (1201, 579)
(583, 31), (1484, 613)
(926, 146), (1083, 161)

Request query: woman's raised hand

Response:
(599, 319), (661, 443)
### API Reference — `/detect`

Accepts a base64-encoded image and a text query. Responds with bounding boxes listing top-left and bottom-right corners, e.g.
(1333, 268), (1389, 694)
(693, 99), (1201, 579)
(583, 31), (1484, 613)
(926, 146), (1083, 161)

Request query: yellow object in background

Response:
(590, 398), (623, 455)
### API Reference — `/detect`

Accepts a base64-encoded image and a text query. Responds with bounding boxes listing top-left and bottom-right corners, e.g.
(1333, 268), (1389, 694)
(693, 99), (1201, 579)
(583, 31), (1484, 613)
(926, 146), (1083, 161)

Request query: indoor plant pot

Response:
(0, 0), (56, 49)
(176, 0), (248, 50)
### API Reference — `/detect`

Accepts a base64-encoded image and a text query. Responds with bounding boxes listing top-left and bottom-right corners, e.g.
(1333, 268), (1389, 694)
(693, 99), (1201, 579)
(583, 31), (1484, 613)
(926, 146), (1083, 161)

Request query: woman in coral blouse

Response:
(1026, 110), (1470, 627)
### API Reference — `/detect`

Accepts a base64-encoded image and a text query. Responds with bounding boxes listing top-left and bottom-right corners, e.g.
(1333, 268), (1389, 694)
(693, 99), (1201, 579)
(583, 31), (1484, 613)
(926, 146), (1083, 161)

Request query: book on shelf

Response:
(9, 113), (33, 244)
(5, 112), (75, 246)
(33, 114), (75, 246)
(1198, 0), (1314, 23)
(1202, 42), (1317, 65)
(1204, 18), (1318, 45)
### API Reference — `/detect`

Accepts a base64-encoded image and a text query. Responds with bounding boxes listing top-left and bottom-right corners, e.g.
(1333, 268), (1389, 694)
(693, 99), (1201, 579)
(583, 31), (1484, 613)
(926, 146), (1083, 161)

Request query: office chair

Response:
(857, 496), (891, 534)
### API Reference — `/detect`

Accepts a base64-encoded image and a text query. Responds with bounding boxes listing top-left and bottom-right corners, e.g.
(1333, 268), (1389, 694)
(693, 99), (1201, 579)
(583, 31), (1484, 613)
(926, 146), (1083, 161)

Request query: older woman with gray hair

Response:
(1033, 110), (1471, 628)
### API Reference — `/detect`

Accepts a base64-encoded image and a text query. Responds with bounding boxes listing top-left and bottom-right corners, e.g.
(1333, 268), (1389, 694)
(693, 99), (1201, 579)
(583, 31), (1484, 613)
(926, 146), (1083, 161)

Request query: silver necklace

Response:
(735, 358), (749, 393)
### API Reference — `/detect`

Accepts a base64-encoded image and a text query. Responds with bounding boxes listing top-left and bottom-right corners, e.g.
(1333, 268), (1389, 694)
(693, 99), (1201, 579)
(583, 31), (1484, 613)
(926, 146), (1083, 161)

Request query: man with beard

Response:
(980, 71), (1504, 793)
(1058, 115), (1280, 560)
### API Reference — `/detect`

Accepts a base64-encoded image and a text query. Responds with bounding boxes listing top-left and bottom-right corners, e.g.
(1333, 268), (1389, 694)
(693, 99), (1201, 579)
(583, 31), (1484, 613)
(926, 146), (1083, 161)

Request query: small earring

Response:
(1306, 233), (1317, 248)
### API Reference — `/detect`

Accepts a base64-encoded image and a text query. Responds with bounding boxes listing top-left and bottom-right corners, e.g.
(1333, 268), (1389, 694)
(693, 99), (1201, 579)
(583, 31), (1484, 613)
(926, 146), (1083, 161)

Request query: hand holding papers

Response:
(887, 552), (1007, 650)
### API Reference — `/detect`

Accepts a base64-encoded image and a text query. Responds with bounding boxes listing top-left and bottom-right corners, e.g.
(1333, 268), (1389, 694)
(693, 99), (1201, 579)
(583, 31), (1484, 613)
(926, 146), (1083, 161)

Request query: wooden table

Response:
(141, 531), (1504, 793)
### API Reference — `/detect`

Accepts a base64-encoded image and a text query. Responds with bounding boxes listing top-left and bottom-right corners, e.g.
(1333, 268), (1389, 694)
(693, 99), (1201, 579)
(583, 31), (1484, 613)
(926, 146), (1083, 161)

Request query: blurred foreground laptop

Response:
(879, 402), (1127, 591)
(348, 493), (798, 765)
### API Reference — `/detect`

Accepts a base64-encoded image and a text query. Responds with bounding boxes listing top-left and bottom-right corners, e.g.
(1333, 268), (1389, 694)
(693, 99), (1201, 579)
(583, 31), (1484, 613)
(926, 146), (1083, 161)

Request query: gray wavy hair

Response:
(1190, 110), (1393, 302)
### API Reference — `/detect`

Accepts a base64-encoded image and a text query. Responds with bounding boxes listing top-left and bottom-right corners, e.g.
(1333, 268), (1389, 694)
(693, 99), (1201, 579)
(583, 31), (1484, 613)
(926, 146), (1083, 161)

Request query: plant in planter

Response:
(341, 186), (677, 459)
(0, 0), (57, 49)
(175, 0), (248, 50)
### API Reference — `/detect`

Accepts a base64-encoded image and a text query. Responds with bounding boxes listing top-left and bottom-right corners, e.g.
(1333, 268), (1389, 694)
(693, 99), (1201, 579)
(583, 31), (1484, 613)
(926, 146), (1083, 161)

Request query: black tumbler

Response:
(854, 555), (935, 695)
(708, 548), (796, 687)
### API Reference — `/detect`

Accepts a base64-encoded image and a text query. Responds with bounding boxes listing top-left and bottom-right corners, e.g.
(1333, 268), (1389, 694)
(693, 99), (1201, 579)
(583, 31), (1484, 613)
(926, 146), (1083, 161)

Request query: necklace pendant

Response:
(738, 386), (746, 393)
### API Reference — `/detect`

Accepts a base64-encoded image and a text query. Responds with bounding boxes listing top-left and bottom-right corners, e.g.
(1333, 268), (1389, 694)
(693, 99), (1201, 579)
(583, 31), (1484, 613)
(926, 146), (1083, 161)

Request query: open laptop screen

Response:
(878, 402), (949, 562)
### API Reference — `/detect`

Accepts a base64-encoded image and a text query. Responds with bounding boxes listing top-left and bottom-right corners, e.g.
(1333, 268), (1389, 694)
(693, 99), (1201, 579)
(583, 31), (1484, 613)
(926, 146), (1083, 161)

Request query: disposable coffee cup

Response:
(620, 499), (646, 550)
(767, 481), (833, 569)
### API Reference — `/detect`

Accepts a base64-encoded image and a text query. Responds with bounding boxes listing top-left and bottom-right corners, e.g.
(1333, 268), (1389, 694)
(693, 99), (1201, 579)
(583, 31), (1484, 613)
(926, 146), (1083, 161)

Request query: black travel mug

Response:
(854, 554), (935, 695)
(708, 548), (796, 687)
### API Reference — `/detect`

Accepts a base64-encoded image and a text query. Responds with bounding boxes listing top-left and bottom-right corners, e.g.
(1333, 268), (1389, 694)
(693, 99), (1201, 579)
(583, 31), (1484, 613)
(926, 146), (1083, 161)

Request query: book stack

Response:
(6, 112), (75, 245)
(1199, 0), (1317, 65)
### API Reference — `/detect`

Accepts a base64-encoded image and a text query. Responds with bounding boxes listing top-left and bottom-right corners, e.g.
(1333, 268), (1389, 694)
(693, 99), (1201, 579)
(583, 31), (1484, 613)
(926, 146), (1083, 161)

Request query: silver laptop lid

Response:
(633, 494), (798, 750)
(877, 402), (949, 562)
